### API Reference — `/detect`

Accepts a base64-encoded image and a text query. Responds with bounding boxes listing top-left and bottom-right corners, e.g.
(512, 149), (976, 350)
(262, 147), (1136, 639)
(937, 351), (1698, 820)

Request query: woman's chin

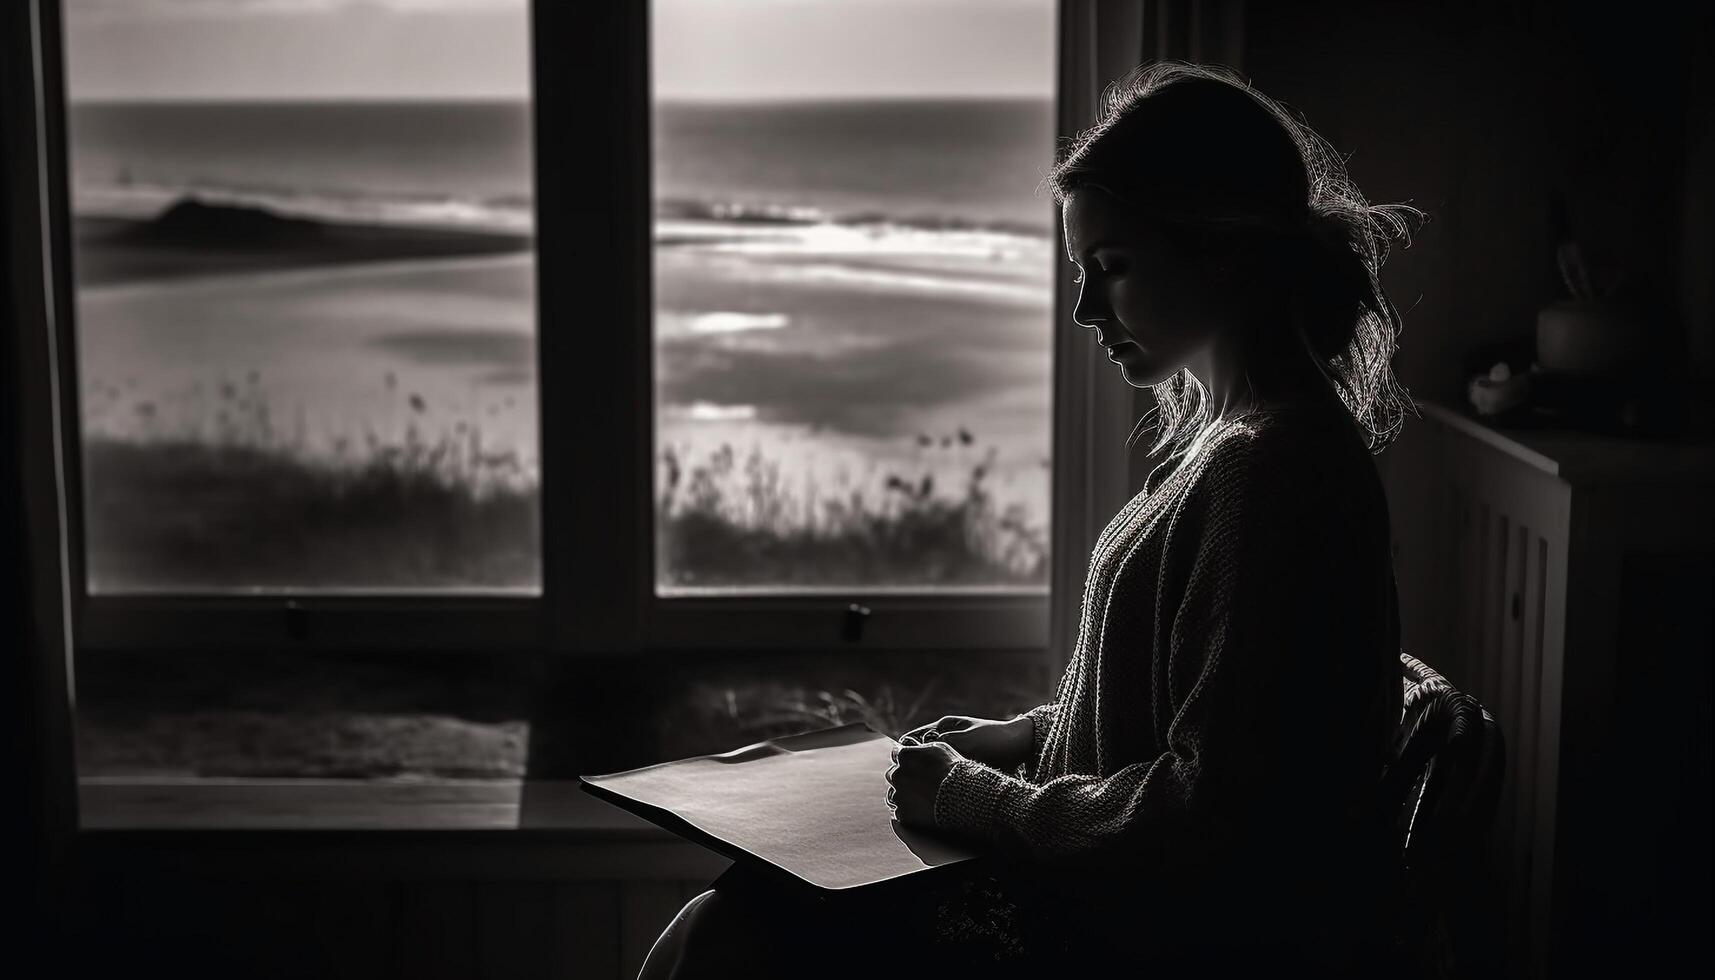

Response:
(1116, 354), (1169, 387)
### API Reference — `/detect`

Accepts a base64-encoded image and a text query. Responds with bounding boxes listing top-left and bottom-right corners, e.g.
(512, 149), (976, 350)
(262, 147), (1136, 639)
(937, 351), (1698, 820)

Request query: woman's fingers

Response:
(939, 726), (985, 756)
(899, 721), (942, 743)
(902, 714), (981, 745)
(938, 720), (1029, 772)
(886, 742), (960, 827)
(884, 750), (900, 815)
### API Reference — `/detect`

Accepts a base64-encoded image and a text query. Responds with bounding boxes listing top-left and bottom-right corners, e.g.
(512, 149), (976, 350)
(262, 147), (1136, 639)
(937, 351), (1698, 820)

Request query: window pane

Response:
(652, 0), (1057, 592)
(64, 0), (539, 593)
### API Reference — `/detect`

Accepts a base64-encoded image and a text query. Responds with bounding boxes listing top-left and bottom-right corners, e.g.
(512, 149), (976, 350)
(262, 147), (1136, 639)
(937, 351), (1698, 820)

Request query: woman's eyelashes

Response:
(1071, 255), (1128, 284)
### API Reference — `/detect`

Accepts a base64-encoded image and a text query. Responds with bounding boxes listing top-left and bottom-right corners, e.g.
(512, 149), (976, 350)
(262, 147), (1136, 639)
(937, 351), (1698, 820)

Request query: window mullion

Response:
(535, 0), (654, 656)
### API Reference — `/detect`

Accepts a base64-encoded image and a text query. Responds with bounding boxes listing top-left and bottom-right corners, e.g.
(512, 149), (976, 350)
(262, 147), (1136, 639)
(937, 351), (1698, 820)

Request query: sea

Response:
(68, 99), (1059, 546)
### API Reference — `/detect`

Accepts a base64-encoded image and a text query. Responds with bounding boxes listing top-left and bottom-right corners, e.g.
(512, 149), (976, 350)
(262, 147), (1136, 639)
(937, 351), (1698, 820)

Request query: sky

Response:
(64, 0), (1056, 102)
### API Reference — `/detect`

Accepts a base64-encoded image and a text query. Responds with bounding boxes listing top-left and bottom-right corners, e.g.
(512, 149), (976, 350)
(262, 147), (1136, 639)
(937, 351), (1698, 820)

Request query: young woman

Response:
(639, 61), (1426, 980)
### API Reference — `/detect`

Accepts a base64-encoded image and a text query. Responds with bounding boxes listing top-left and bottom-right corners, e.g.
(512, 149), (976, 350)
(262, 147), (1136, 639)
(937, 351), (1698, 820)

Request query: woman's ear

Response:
(1196, 230), (1239, 283)
(1205, 255), (1240, 287)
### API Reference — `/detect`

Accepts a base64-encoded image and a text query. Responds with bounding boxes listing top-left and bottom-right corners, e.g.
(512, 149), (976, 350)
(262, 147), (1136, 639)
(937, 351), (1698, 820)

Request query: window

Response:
(64, 0), (540, 594)
(25, 0), (1072, 798)
(651, 0), (1057, 594)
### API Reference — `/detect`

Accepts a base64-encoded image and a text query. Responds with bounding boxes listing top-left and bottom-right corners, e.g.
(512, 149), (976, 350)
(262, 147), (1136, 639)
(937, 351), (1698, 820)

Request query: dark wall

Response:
(66, 838), (720, 980)
(2, 0), (75, 969)
(0, 89), (55, 980)
(1244, 0), (1707, 405)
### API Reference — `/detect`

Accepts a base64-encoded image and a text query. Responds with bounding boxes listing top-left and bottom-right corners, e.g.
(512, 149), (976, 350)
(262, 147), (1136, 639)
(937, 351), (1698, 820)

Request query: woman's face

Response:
(1061, 185), (1228, 388)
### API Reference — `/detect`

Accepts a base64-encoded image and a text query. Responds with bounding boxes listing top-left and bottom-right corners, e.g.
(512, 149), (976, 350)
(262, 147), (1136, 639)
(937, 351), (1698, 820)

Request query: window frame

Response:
(22, 0), (1122, 661)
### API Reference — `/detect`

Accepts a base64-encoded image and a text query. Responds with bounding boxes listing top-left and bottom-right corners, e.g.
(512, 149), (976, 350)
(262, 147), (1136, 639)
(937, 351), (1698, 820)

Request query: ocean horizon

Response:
(68, 97), (1057, 236)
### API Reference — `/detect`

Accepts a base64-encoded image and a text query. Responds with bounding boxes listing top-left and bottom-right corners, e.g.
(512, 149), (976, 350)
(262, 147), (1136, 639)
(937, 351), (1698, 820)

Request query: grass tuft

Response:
(85, 381), (1049, 590)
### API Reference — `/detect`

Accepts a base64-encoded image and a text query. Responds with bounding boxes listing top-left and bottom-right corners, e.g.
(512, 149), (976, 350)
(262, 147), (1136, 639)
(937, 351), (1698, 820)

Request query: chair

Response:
(1378, 652), (1506, 978)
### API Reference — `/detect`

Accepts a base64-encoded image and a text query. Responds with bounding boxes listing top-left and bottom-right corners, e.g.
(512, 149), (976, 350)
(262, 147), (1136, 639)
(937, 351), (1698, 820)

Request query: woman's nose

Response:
(1072, 282), (1110, 329)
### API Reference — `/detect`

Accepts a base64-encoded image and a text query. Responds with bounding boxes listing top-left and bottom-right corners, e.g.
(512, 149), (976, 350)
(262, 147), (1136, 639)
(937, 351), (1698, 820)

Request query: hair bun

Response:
(1302, 207), (1355, 255)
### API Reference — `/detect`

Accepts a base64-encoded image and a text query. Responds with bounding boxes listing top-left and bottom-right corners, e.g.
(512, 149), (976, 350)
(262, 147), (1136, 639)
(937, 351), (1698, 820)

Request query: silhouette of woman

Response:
(639, 60), (1426, 980)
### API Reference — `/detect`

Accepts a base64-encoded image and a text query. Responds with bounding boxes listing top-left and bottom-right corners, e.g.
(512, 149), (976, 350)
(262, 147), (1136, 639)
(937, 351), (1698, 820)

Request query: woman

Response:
(639, 61), (1425, 980)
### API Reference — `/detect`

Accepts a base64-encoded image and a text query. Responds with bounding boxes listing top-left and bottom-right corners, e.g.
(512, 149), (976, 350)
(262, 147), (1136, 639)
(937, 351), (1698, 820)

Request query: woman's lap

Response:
(662, 861), (1392, 979)
(670, 863), (1069, 980)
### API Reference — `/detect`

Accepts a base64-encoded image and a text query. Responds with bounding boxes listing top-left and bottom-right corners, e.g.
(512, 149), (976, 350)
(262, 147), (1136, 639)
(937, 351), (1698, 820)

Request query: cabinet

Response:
(1382, 400), (1715, 980)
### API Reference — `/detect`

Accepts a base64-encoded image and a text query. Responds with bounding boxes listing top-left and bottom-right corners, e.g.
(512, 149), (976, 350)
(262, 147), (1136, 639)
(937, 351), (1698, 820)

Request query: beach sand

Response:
(72, 201), (1053, 593)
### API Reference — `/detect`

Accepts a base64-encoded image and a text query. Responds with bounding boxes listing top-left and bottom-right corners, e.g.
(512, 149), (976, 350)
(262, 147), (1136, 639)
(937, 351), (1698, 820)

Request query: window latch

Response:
(842, 602), (871, 642)
(284, 599), (308, 642)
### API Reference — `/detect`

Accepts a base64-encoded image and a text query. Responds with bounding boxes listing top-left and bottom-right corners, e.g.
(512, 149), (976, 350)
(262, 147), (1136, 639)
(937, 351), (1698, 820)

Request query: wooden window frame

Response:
(12, 0), (1134, 666)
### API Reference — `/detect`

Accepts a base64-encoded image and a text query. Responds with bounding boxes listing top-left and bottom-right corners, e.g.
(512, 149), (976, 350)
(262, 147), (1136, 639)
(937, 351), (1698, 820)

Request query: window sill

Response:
(79, 776), (665, 834)
(74, 777), (736, 882)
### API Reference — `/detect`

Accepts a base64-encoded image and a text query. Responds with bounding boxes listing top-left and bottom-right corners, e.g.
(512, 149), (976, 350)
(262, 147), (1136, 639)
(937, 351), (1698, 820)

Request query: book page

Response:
(581, 723), (983, 892)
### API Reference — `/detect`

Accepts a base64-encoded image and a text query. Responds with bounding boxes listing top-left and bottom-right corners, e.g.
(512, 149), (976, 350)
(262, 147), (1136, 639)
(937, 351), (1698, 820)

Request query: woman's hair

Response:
(1045, 61), (1426, 458)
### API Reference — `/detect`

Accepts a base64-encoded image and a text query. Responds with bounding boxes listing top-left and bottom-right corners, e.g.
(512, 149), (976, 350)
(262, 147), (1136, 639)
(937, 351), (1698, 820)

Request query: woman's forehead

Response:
(1062, 186), (1140, 255)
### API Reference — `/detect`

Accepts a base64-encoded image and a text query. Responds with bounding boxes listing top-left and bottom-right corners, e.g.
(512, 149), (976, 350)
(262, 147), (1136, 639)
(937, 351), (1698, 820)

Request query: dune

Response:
(74, 197), (532, 289)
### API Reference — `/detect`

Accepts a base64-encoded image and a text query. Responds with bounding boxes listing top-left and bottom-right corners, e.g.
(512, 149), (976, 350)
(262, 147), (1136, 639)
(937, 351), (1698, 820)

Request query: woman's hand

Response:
(900, 714), (1034, 773)
(885, 740), (961, 828)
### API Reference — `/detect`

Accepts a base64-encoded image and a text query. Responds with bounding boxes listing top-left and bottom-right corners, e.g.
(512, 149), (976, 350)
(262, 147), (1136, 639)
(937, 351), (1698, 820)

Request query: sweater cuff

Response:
(1020, 702), (1059, 756)
(933, 757), (1021, 840)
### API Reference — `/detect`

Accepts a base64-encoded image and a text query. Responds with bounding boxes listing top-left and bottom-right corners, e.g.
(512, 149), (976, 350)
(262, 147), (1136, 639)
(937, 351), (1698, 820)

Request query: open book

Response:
(579, 722), (987, 897)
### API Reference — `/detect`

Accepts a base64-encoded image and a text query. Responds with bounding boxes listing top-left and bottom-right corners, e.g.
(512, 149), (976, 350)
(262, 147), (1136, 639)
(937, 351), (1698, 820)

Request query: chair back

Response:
(1383, 653), (1504, 869)
(1378, 652), (1506, 976)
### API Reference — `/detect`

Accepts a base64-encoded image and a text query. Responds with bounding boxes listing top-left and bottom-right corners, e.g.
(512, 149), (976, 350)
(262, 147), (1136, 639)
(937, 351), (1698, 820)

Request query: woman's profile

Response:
(639, 60), (1426, 980)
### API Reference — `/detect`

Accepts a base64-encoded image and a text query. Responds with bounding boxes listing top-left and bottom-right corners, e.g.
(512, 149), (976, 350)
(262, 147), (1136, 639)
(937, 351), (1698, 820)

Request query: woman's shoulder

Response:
(1181, 406), (1386, 532)
(1202, 402), (1376, 477)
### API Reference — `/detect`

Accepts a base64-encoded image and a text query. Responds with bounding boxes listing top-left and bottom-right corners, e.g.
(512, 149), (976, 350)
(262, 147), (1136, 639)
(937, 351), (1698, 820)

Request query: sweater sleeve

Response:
(931, 431), (1382, 875)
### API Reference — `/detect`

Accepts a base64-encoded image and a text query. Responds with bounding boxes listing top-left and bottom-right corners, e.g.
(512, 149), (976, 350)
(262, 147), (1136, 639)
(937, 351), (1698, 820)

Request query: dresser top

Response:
(1418, 401), (1715, 485)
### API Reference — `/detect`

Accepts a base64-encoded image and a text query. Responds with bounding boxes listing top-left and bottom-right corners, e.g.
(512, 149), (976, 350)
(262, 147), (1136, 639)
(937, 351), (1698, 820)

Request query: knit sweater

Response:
(928, 404), (1405, 963)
